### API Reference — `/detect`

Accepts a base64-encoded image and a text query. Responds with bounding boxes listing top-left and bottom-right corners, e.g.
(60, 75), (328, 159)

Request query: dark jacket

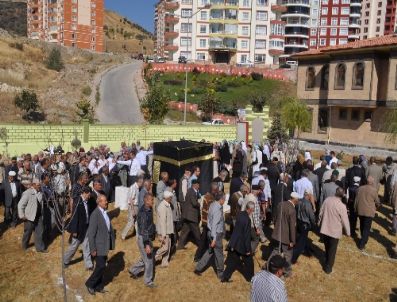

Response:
(137, 206), (156, 246)
(230, 177), (244, 197)
(346, 165), (366, 188)
(272, 200), (297, 245)
(2, 178), (21, 207)
(87, 207), (115, 256)
(272, 182), (291, 214)
(228, 210), (252, 255)
(296, 198), (316, 230)
(99, 174), (111, 201)
(67, 197), (94, 242)
(266, 162), (280, 192)
(181, 187), (200, 223)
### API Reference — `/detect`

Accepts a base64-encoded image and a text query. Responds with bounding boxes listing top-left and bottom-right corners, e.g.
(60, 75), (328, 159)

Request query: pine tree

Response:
(46, 48), (64, 71)
(268, 112), (288, 144)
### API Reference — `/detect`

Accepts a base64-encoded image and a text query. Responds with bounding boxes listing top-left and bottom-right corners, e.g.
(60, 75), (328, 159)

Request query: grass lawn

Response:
(157, 72), (296, 115)
(165, 109), (202, 123)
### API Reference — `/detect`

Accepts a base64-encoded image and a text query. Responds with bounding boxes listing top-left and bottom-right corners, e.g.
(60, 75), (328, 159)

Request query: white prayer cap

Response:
(163, 191), (173, 199)
(8, 171), (16, 177)
(290, 192), (300, 199)
(353, 176), (361, 183)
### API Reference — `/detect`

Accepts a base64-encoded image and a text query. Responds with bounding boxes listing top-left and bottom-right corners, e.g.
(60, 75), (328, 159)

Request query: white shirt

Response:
(88, 159), (105, 175)
(293, 177), (314, 198)
(128, 183), (140, 206)
(10, 182), (17, 198)
(136, 150), (153, 166)
(117, 158), (141, 176)
(330, 156), (339, 166)
(99, 207), (110, 230)
(82, 199), (89, 223)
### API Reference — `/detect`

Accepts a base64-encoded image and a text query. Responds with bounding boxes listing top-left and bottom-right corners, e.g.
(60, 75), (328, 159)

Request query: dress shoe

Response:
(220, 278), (232, 283)
(37, 249), (49, 253)
(128, 271), (138, 279)
(324, 266), (332, 274)
(193, 269), (201, 276)
(96, 288), (108, 294)
(86, 266), (94, 271)
(86, 286), (96, 295)
(146, 283), (157, 288)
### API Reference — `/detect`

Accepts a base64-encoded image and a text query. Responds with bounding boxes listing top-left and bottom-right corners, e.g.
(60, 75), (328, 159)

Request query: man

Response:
(329, 151), (338, 166)
(85, 194), (115, 295)
(138, 179), (152, 210)
(347, 176), (361, 236)
(18, 160), (34, 191)
(195, 192), (226, 279)
(121, 177), (144, 240)
(307, 161), (320, 203)
(212, 169), (228, 193)
(271, 192), (298, 277)
(18, 178), (47, 252)
(154, 191), (175, 267)
(177, 179), (201, 250)
(41, 173), (54, 244)
(136, 146), (153, 176)
(35, 158), (50, 182)
(71, 172), (89, 207)
(266, 158), (280, 195)
(156, 172), (169, 209)
(229, 184), (249, 227)
(346, 156), (367, 189)
(292, 190), (316, 264)
(129, 193), (157, 288)
(117, 150), (140, 187)
(99, 166), (112, 202)
(354, 176), (381, 250)
(293, 169), (313, 199)
(64, 187), (94, 270)
(2, 171), (21, 227)
(320, 170), (340, 209)
(251, 255), (288, 302)
(222, 201), (255, 283)
(272, 173), (292, 221)
(366, 157), (383, 191)
(195, 182), (218, 261)
(188, 166), (201, 188)
(178, 167), (191, 203)
(319, 187), (350, 274)
(230, 172), (247, 197)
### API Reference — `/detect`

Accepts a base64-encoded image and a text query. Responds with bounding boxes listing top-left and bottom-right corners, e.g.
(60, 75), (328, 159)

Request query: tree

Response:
(249, 94), (266, 113)
(140, 84), (169, 124)
(268, 112), (289, 144)
(200, 83), (220, 121)
(76, 99), (96, 123)
(281, 97), (311, 137)
(46, 47), (64, 71)
(14, 89), (39, 112)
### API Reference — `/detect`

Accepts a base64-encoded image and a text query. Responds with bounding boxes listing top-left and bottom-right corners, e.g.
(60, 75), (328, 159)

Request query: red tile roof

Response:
(293, 35), (397, 58)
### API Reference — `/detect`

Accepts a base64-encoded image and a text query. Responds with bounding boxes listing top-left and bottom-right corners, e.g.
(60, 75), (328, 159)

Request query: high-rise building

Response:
(27, 0), (104, 52)
(360, 0), (397, 39)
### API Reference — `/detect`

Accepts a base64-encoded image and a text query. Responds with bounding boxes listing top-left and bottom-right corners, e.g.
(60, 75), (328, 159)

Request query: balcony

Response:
(270, 34), (284, 40)
(271, 5), (287, 13)
(349, 22), (360, 28)
(348, 33), (359, 40)
(350, 0), (362, 6)
(165, 15), (179, 24)
(284, 21), (310, 27)
(350, 11), (361, 18)
(165, 1), (179, 11)
(164, 31), (179, 39)
(270, 19), (286, 25)
(281, 0), (310, 7)
(209, 37), (237, 50)
(164, 44), (179, 51)
(269, 49), (284, 56)
(284, 42), (308, 48)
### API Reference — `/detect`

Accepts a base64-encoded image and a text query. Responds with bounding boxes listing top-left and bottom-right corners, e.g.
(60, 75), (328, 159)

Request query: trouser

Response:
(251, 229), (260, 253)
(270, 242), (293, 275)
(196, 232), (224, 278)
(42, 205), (53, 244)
(222, 249), (254, 282)
(85, 255), (107, 291)
(348, 202), (357, 235)
(129, 235), (154, 285)
(22, 217), (45, 251)
(121, 204), (138, 240)
(292, 223), (310, 263)
(127, 175), (137, 187)
(194, 224), (209, 261)
(141, 165), (148, 177)
(323, 235), (339, 271)
(177, 220), (201, 249)
(359, 216), (373, 249)
(4, 197), (18, 225)
(155, 235), (171, 267)
(63, 235), (93, 269)
(392, 214), (397, 234)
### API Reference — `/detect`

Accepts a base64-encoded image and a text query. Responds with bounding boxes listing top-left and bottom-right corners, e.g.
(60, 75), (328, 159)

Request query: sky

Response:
(104, 0), (158, 33)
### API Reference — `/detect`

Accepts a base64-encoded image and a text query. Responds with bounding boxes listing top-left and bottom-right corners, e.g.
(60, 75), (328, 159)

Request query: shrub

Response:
(71, 137), (82, 150)
(45, 48), (64, 71)
(164, 79), (183, 86)
(140, 84), (169, 124)
(251, 72), (263, 81)
(190, 87), (205, 95)
(8, 42), (24, 51)
(192, 67), (201, 75)
(82, 86), (92, 96)
(14, 89), (39, 112)
(76, 99), (96, 123)
(215, 84), (228, 92)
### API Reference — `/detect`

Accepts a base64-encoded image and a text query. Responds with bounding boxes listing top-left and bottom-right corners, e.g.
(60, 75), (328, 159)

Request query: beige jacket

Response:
(18, 187), (43, 222)
(156, 200), (174, 237)
(354, 184), (380, 218)
(319, 196), (350, 239)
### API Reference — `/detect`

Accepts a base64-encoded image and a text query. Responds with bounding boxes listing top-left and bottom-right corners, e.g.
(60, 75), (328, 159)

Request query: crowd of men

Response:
(0, 141), (396, 300)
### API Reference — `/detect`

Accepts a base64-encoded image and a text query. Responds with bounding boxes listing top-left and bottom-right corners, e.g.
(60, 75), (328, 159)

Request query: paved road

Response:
(97, 61), (144, 124)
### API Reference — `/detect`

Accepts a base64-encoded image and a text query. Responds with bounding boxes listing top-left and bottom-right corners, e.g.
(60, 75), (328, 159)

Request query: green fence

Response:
(0, 122), (237, 155)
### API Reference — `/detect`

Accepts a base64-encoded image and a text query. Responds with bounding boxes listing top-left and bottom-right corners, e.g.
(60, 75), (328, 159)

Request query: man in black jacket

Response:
(2, 171), (21, 227)
(221, 201), (255, 283)
(345, 156), (367, 189)
(177, 179), (201, 250)
(64, 187), (94, 270)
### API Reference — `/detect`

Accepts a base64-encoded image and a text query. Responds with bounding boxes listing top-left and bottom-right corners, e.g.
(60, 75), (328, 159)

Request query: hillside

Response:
(0, 0), (27, 36)
(104, 10), (154, 56)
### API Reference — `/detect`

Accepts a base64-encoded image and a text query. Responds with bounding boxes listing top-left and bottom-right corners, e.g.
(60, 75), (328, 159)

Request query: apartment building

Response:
(292, 35), (397, 149)
(27, 0), (104, 52)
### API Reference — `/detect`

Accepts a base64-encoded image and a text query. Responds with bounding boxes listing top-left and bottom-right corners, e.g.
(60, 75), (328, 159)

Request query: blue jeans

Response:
(292, 223), (310, 263)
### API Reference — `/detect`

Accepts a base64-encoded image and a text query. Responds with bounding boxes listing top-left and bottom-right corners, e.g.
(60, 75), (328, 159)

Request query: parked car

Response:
(156, 57), (166, 63)
(178, 56), (187, 64)
(237, 60), (254, 68)
(202, 119), (225, 126)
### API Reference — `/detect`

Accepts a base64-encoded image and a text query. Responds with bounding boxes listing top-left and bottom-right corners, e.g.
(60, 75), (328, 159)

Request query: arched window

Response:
(334, 63), (346, 89)
(352, 62), (365, 89)
(305, 66), (315, 89)
(320, 64), (329, 90)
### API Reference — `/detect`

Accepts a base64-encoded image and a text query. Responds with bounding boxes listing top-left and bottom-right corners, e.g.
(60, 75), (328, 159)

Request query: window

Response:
(320, 28), (327, 36)
(255, 54), (266, 62)
(321, 18), (327, 25)
(378, 1), (382, 7)
(180, 37), (192, 46)
(339, 38), (347, 44)
(199, 39), (206, 48)
(72, 15), (77, 22)
(72, 7), (77, 13)
(330, 38), (336, 45)
(243, 0), (250, 6)
(333, 0), (339, 3)
(339, 108), (348, 120)
(200, 11), (207, 20)
(312, 19), (318, 26)
(306, 67), (316, 89)
(200, 25), (206, 34)
(341, 7), (350, 14)
(339, 27), (348, 35)
(318, 108), (329, 132)
(340, 18), (349, 25)
(256, 11), (267, 21)
(331, 28), (337, 35)
(312, 9), (318, 16)
(71, 33), (77, 39)
(181, 0), (192, 4)
(320, 38), (326, 46)
(351, 109), (360, 121)
(321, 64), (329, 89)
(352, 62), (365, 89)
(180, 23), (192, 33)
(257, 0), (267, 6)
(241, 40), (248, 49)
(180, 51), (191, 60)
(241, 54), (247, 63)
(364, 110), (372, 121)
(256, 25), (267, 35)
(335, 63), (346, 89)
(377, 10), (381, 16)
(310, 39), (317, 46)
(201, 0), (209, 5)
(242, 26), (249, 35)
(322, 8), (328, 15)
(196, 52), (206, 60)
(341, 0), (350, 3)
(255, 39), (266, 49)
(181, 9), (192, 18)
(242, 12), (249, 21)
(311, 28), (317, 35)
(332, 7), (339, 15)
(376, 26), (380, 31)
(322, 0), (328, 4)
(271, 24), (284, 35)
(376, 18), (381, 24)
(331, 18), (338, 26)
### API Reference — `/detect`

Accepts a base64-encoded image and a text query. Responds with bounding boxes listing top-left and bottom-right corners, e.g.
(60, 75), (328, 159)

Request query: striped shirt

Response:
(251, 270), (288, 302)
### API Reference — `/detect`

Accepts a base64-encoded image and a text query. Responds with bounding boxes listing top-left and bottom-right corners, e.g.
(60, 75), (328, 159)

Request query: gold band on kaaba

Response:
(153, 154), (213, 167)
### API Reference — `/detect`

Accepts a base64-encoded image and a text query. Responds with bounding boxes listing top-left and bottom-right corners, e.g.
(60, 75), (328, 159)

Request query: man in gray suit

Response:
(18, 178), (47, 252)
(320, 171), (340, 209)
(85, 194), (115, 295)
